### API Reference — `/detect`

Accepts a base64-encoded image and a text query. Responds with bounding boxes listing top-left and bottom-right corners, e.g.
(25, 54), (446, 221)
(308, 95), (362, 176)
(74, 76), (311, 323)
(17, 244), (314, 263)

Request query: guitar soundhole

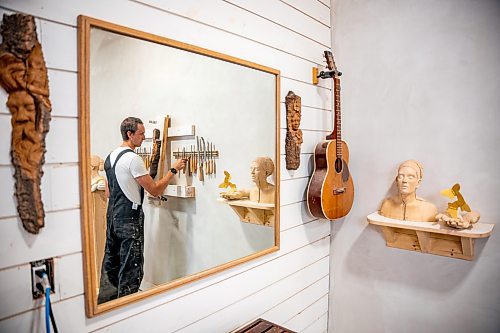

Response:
(335, 158), (343, 173)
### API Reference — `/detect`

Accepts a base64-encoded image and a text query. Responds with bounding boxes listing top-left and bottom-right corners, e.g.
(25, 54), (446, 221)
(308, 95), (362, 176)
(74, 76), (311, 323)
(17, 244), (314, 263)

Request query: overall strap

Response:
(112, 149), (134, 169)
(112, 148), (145, 205)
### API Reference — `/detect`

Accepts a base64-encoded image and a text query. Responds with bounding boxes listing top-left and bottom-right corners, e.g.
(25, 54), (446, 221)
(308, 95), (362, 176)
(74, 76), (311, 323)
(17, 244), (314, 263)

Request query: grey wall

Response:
(330, 0), (500, 332)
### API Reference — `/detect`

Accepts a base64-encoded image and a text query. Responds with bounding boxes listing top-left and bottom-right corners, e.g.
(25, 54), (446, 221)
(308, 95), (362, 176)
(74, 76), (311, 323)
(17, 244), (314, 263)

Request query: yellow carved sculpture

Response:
(219, 170), (237, 194)
(440, 183), (471, 218)
(437, 183), (480, 229)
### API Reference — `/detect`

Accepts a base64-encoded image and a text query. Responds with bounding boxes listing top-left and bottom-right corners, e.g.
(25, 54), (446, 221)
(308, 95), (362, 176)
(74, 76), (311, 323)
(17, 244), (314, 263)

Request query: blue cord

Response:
(42, 271), (51, 333)
(45, 286), (50, 333)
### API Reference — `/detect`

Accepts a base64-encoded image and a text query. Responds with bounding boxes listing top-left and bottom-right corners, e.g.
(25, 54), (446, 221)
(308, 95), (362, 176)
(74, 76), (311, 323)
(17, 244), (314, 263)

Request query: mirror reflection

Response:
(80, 16), (280, 314)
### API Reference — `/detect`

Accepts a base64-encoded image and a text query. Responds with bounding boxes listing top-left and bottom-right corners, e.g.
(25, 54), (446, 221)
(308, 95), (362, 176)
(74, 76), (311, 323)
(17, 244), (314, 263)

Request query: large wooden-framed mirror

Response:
(78, 15), (280, 317)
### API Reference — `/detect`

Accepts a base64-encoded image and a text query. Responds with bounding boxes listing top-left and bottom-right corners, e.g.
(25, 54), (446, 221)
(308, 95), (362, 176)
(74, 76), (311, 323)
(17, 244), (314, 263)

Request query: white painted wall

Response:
(0, 0), (332, 332)
(330, 1), (500, 332)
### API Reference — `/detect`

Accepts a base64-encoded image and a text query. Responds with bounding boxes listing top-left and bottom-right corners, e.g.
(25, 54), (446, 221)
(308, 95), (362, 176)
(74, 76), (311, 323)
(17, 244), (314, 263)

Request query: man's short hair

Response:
(120, 117), (143, 141)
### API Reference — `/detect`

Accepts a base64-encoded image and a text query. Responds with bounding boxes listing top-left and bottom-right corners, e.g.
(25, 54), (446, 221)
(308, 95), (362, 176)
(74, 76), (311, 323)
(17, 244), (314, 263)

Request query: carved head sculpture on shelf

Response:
(285, 91), (302, 170)
(0, 13), (52, 234)
(250, 157), (275, 204)
(219, 157), (276, 204)
(380, 160), (437, 222)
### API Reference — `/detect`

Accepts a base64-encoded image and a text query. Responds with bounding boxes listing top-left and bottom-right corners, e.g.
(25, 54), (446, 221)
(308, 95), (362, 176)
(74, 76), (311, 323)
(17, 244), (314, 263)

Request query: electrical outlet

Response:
(30, 258), (55, 299)
(32, 263), (47, 296)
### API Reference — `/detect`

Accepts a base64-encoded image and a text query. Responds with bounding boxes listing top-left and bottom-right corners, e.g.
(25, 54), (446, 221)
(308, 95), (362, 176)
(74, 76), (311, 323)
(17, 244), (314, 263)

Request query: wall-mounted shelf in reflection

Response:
(218, 198), (275, 227)
(169, 125), (196, 137)
(367, 212), (494, 261)
(148, 185), (195, 202)
(164, 185), (195, 198)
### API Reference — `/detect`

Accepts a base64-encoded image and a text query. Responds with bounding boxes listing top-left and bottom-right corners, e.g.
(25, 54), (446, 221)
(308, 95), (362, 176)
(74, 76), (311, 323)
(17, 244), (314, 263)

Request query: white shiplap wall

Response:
(0, 1), (333, 332)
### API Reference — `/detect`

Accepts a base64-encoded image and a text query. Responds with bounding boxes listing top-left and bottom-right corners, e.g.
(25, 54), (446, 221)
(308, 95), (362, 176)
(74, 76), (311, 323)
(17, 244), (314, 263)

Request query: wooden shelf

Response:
(163, 185), (195, 198)
(147, 185), (195, 204)
(367, 212), (494, 260)
(218, 198), (275, 227)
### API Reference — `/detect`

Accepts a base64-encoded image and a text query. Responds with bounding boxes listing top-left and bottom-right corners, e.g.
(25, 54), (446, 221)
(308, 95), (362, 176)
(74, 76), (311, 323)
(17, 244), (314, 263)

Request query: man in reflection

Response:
(98, 117), (186, 303)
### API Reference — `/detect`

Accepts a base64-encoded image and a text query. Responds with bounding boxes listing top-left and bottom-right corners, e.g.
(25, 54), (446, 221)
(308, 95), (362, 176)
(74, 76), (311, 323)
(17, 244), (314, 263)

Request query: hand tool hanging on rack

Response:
(206, 141), (211, 175)
(177, 148), (181, 178)
(182, 147), (186, 174)
(213, 144), (216, 175)
(202, 137), (208, 176)
(189, 145), (193, 176)
(209, 142), (213, 175)
(210, 143), (214, 175)
(194, 141), (198, 174)
(211, 142), (215, 175)
(198, 136), (204, 181)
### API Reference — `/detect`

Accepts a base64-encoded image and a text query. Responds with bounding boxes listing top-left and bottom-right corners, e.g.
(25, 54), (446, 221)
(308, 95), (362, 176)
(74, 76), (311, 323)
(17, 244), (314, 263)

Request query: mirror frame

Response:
(77, 15), (281, 317)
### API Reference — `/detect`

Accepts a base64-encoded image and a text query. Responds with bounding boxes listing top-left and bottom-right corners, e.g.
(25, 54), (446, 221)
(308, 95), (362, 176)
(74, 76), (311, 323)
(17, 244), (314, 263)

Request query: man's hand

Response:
(136, 159), (188, 197)
(172, 159), (187, 172)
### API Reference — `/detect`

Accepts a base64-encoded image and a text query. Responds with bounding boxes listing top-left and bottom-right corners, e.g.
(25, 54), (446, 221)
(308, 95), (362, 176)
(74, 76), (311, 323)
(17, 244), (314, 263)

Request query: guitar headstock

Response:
(324, 51), (334, 70)
(324, 50), (341, 76)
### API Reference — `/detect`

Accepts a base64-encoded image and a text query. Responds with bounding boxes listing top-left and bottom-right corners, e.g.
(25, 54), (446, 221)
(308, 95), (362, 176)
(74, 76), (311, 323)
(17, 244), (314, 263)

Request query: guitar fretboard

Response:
(334, 77), (342, 158)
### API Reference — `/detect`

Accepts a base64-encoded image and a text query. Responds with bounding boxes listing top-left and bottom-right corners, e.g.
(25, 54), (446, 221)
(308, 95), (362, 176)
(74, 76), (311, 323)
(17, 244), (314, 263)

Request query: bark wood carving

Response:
(0, 14), (52, 234)
(285, 91), (302, 170)
(149, 128), (161, 179)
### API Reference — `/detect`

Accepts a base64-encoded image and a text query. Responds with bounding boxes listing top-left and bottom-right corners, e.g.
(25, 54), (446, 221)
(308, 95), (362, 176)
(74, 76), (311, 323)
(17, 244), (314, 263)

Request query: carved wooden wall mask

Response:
(0, 14), (52, 234)
(285, 91), (302, 170)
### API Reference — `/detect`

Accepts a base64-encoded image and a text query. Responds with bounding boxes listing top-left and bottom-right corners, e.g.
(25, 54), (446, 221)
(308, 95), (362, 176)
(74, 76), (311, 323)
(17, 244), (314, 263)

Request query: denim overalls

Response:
(98, 149), (144, 304)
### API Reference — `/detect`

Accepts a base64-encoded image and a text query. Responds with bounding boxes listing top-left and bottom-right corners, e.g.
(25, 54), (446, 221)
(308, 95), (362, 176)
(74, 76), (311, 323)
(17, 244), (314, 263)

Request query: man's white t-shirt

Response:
(108, 147), (148, 205)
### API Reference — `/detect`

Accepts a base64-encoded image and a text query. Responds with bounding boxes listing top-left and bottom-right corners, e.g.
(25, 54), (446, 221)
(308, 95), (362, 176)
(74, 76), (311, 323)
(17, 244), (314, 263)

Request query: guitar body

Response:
(307, 139), (354, 220)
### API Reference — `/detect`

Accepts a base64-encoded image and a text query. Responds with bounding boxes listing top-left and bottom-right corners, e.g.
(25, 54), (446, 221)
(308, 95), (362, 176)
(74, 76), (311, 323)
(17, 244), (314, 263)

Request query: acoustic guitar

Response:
(307, 51), (354, 220)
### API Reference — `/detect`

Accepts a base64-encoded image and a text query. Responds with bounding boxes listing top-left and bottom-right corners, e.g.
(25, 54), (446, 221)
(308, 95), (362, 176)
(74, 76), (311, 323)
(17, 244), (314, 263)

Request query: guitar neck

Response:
(326, 77), (342, 158)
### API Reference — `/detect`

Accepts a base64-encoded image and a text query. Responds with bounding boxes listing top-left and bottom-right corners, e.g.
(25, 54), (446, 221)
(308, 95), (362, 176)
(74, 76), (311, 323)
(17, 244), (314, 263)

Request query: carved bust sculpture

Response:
(249, 157), (275, 204)
(380, 160), (437, 222)
(90, 155), (106, 192)
(285, 91), (302, 170)
(220, 157), (275, 204)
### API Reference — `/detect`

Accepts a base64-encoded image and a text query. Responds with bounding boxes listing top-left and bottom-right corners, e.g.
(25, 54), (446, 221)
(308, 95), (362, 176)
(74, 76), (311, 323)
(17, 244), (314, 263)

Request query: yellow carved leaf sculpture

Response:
(219, 170), (236, 191)
(440, 183), (471, 218)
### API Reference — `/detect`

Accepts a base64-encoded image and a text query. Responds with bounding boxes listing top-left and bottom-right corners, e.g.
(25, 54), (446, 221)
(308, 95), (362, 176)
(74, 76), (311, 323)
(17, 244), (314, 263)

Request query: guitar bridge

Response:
(333, 188), (346, 194)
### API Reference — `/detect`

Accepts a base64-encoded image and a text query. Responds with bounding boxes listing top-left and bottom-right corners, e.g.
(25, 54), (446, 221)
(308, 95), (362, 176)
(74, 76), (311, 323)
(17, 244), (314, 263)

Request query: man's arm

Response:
(135, 159), (186, 197)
